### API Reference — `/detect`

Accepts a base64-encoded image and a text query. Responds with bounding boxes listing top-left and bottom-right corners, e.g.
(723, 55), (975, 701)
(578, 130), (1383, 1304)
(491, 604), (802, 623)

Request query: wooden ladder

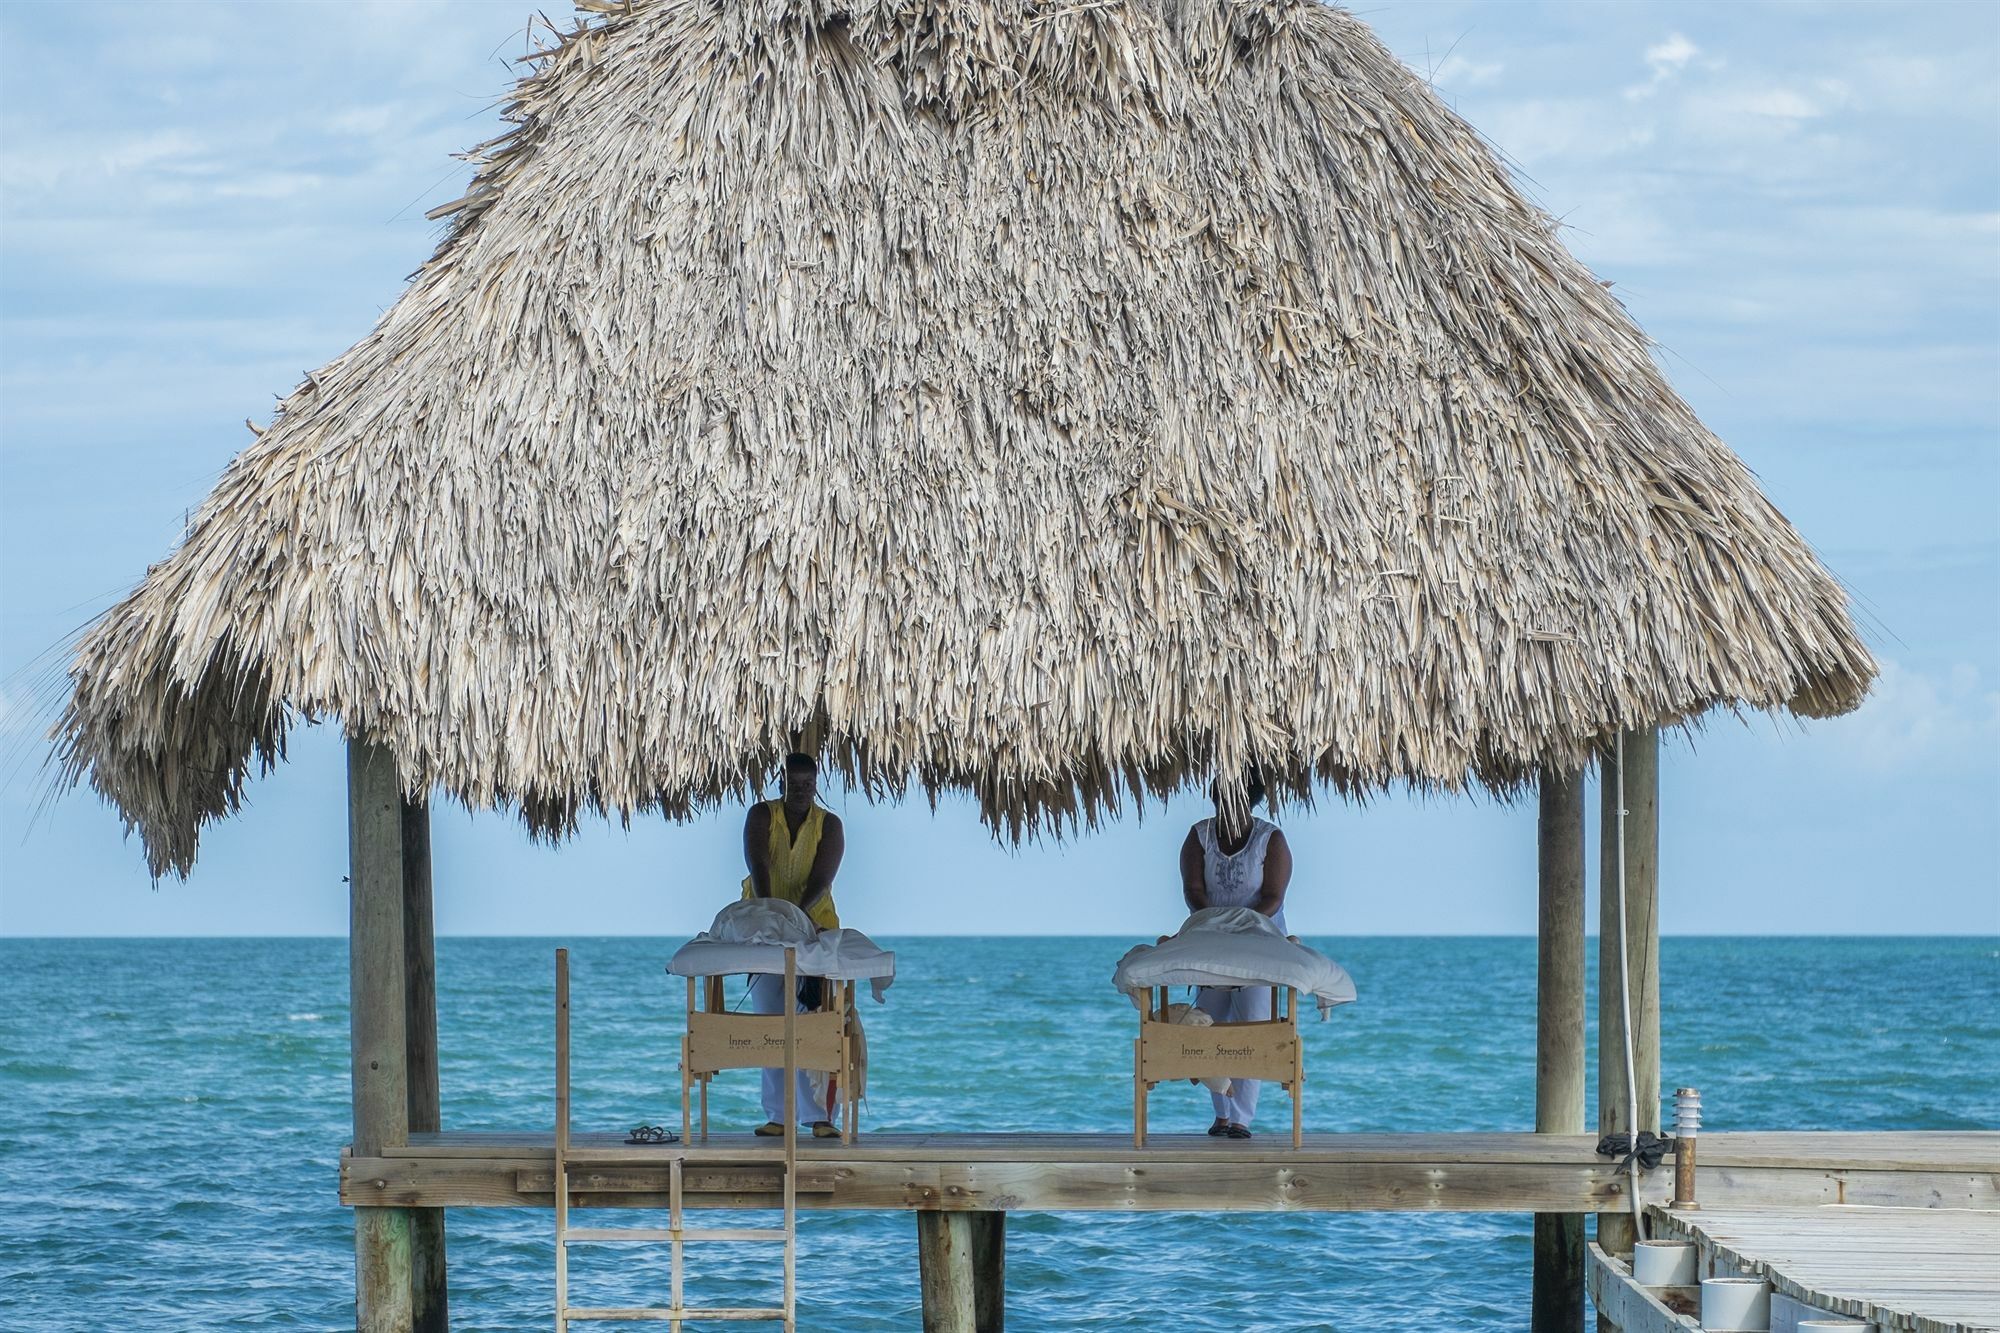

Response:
(554, 947), (799, 1330)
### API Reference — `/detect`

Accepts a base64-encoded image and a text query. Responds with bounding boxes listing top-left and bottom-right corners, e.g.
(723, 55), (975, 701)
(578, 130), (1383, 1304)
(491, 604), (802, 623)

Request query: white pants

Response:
(1194, 985), (1270, 1126)
(747, 973), (830, 1123)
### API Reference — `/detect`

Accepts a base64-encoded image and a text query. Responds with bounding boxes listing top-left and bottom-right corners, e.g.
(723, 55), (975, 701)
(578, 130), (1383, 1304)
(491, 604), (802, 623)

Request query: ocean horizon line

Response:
(3, 930), (1993, 942)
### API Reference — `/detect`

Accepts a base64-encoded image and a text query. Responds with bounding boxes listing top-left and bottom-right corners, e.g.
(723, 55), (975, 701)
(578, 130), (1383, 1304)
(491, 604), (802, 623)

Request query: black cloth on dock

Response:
(1595, 1130), (1672, 1171)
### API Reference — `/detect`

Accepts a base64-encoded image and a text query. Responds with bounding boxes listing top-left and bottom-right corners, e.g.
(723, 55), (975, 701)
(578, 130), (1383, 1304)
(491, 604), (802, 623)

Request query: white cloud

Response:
(1852, 52), (2000, 119)
(213, 172), (330, 201)
(1717, 79), (1851, 123)
(327, 102), (410, 138)
(1477, 98), (1658, 170)
(0, 318), (366, 435)
(1818, 205), (2000, 257)
(1737, 88), (1824, 120)
(1647, 33), (1699, 73)
(1431, 53), (1503, 88)
(97, 129), (212, 177)
(1627, 32), (1699, 99)
(1543, 186), (1691, 267)
(1826, 659), (2000, 776)
(95, 31), (224, 76)
(1716, 295), (1773, 324)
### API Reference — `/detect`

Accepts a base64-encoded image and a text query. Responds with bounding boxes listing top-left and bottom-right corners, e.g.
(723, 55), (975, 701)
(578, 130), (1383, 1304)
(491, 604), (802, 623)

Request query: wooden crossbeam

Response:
(342, 1132), (2000, 1215)
(561, 1308), (786, 1323)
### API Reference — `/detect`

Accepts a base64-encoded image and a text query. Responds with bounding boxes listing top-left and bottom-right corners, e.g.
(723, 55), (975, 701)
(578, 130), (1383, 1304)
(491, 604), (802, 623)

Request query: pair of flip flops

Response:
(1206, 1118), (1253, 1139)
(624, 1124), (677, 1145)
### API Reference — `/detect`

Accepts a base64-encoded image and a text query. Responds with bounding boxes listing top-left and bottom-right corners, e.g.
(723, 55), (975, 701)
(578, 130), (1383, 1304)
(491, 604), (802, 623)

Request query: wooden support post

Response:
(969, 1211), (1004, 1333)
(1597, 728), (1660, 1261)
(1535, 768), (1587, 1333)
(782, 947), (797, 1329)
(355, 1208), (414, 1333)
(400, 797), (447, 1333)
(349, 738), (413, 1333)
(555, 948), (571, 1330)
(916, 1211), (976, 1333)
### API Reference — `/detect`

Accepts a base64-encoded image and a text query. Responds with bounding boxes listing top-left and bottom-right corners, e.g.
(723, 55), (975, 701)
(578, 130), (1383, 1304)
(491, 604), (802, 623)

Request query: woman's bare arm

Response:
(799, 814), (844, 915)
(1252, 830), (1292, 918)
(1180, 827), (1208, 913)
(743, 803), (773, 896)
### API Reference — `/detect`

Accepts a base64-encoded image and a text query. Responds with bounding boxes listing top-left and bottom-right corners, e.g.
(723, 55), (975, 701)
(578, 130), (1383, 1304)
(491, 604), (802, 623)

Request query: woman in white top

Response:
(1178, 773), (1293, 1138)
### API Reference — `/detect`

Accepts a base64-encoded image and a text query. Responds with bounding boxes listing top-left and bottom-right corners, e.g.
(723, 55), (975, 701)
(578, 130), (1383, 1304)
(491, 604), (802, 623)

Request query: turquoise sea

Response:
(3, 936), (1995, 1330)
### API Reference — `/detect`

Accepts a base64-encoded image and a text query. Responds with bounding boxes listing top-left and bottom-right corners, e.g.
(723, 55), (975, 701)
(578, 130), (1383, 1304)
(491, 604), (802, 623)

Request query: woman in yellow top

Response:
(740, 752), (846, 1136)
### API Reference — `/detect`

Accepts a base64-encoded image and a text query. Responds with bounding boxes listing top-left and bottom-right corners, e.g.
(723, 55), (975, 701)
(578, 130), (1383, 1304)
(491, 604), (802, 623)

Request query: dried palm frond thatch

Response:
(54, 0), (1874, 876)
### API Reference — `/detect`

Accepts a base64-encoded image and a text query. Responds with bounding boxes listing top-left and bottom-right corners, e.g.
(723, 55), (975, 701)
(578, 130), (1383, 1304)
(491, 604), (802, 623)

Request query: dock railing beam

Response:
(1534, 767), (1587, 1332)
(349, 737), (417, 1333)
(1596, 727), (1660, 1269)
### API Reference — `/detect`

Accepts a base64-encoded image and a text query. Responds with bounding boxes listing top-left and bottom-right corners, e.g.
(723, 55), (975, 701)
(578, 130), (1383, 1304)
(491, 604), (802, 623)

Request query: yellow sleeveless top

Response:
(740, 800), (839, 929)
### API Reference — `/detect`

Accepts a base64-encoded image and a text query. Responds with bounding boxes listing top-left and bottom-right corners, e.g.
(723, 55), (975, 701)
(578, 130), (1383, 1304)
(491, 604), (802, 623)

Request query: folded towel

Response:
(1160, 1002), (1231, 1095)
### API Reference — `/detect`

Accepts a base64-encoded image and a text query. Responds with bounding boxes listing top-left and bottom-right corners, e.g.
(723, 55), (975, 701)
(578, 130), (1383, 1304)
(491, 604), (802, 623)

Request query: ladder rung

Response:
(562, 1226), (787, 1244)
(677, 1311), (787, 1322)
(561, 1311), (677, 1324)
(562, 1307), (787, 1322)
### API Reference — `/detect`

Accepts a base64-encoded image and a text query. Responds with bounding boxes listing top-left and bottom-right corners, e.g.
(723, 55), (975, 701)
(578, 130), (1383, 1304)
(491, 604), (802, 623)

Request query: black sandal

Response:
(625, 1124), (678, 1145)
(1224, 1122), (1252, 1139)
(1206, 1118), (1230, 1136)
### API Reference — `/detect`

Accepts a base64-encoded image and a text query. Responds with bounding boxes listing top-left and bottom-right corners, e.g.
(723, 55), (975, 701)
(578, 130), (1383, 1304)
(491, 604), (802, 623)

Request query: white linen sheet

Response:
(1112, 906), (1357, 1017)
(667, 899), (896, 1002)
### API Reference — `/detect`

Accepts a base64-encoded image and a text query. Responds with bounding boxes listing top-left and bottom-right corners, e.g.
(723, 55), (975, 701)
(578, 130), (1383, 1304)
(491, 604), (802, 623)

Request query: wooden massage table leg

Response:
(1288, 987), (1303, 1149)
(704, 978), (726, 1141)
(682, 978), (697, 1145)
(842, 981), (858, 1144)
(1133, 1034), (1147, 1149)
(1135, 986), (1162, 1148)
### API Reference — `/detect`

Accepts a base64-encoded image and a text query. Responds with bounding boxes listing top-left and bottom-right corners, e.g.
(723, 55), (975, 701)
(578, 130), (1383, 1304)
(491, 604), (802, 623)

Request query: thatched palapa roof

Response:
(56, 0), (1875, 876)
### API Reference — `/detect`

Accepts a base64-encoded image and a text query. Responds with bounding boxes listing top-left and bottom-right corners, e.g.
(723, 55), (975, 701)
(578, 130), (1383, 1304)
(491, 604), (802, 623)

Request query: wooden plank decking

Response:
(1652, 1204), (2000, 1332)
(340, 1130), (2000, 1215)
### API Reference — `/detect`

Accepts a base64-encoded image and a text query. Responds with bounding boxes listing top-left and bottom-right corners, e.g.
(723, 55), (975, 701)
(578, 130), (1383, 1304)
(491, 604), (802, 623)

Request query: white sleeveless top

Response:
(1194, 816), (1286, 934)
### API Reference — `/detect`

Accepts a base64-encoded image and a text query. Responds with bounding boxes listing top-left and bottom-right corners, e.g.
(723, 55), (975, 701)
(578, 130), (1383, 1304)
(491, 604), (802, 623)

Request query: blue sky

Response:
(0, 1), (1994, 938)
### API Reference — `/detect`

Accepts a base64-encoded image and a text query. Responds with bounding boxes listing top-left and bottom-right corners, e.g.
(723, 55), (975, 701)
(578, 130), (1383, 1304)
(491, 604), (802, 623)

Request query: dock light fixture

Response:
(1673, 1086), (1702, 1209)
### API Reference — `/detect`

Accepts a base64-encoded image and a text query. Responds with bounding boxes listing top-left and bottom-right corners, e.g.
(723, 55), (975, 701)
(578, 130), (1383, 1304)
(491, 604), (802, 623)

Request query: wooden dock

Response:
(341, 1129), (2000, 1215)
(1651, 1204), (2000, 1331)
